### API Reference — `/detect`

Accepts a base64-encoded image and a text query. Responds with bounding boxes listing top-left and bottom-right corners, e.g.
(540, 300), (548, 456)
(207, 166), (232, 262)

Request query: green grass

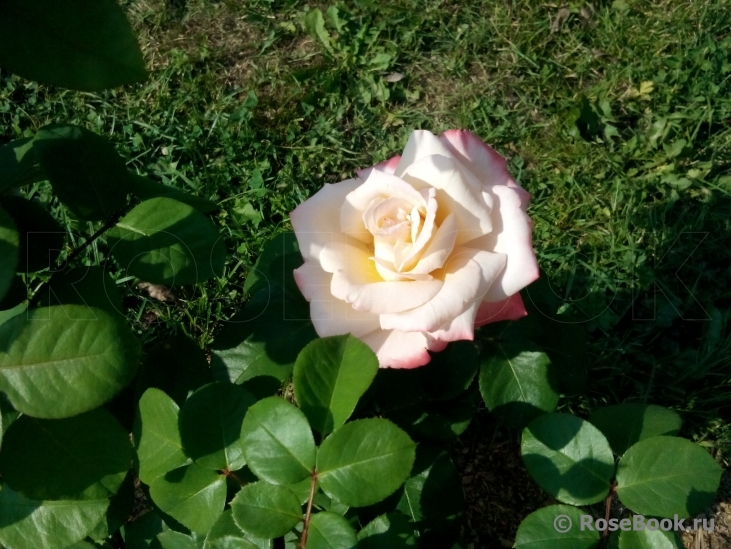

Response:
(2, 0), (731, 491)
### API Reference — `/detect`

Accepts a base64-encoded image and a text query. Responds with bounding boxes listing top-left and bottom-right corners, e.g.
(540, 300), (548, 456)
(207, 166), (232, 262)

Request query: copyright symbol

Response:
(554, 515), (572, 533)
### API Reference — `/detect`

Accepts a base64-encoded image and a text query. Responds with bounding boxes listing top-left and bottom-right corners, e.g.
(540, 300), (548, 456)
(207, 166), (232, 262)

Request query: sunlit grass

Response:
(1, 0), (729, 445)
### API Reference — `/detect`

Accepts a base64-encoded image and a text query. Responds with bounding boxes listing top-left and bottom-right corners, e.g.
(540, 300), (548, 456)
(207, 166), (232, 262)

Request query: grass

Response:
(2, 0), (731, 543)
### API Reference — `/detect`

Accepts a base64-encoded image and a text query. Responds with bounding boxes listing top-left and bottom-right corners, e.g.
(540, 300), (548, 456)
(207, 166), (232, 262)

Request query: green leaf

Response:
(243, 232), (301, 297)
(304, 9), (334, 54)
(227, 92), (259, 124)
(306, 512), (357, 549)
(244, 539), (272, 549)
(514, 504), (600, 549)
(157, 530), (198, 549)
(589, 404), (682, 455)
(45, 265), (123, 317)
(129, 174), (218, 214)
(230, 481), (302, 539)
(240, 396), (316, 485)
(148, 464), (226, 534)
(521, 413), (614, 506)
(288, 477), (317, 505)
(0, 138), (46, 194)
(0, 275), (25, 312)
(388, 385), (478, 442)
(108, 197), (224, 286)
(0, 0), (146, 91)
(396, 446), (464, 535)
(180, 382), (256, 472)
(0, 305), (140, 418)
(357, 513), (417, 548)
(360, 342), (478, 419)
(618, 529), (684, 549)
(65, 541), (99, 549)
(134, 388), (190, 484)
(87, 471), (135, 540)
(0, 196), (64, 273)
(0, 301), (25, 329)
(311, 493), (345, 514)
(479, 341), (559, 429)
(135, 333), (212, 406)
(518, 278), (589, 394)
(615, 436), (722, 517)
(325, 6), (344, 33)
(242, 92), (259, 110)
(369, 53), (392, 71)
(211, 286), (317, 385)
(232, 200), (262, 227)
(0, 394), (19, 451)
(293, 335), (378, 435)
(0, 206), (19, 302)
(123, 511), (165, 549)
(203, 509), (259, 549)
(574, 96), (603, 140)
(317, 418), (416, 508)
(0, 484), (109, 549)
(0, 408), (131, 500)
(417, 341), (479, 402)
(33, 124), (131, 221)
(663, 139), (687, 159)
(233, 376), (281, 402)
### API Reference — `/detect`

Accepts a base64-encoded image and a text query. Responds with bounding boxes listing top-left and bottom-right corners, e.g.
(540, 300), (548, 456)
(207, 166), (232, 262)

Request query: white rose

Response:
(290, 129), (539, 368)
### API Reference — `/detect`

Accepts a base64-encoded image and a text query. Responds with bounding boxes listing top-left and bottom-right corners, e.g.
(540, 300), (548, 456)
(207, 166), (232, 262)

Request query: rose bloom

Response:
(290, 129), (539, 368)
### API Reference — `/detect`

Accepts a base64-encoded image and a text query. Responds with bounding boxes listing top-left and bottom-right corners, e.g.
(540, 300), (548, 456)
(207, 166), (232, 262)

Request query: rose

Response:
(290, 129), (539, 368)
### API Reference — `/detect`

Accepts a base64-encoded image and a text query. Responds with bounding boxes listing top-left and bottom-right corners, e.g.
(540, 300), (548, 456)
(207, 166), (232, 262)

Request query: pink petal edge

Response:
(439, 129), (512, 187)
(356, 154), (402, 180)
(474, 293), (529, 327)
(387, 352), (432, 369)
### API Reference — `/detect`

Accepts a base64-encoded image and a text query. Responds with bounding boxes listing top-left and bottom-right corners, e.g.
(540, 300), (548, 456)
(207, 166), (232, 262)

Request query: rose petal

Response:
(293, 261), (328, 302)
(372, 258), (434, 281)
(341, 170), (426, 243)
(290, 179), (361, 262)
(409, 204), (421, 244)
(363, 196), (412, 240)
(319, 236), (376, 275)
(394, 130), (454, 176)
(359, 329), (432, 369)
(293, 262), (381, 337)
(401, 154), (493, 245)
(380, 248), (506, 332)
(394, 188), (438, 271)
(323, 230), (444, 313)
(510, 184), (532, 209)
(428, 301), (481, 341)
(356, 154), (401, 180)
(332, 270), (443, 314)
(438, 129), (513, 187)
(475, 292), (528, 326)
(426, 338), (449, 353)
(406, 212), (458, 275)
(470, 184), (539, 301)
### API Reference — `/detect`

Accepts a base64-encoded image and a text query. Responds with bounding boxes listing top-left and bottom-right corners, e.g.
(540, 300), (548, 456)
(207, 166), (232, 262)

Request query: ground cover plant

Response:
(0, 0), (730, 548)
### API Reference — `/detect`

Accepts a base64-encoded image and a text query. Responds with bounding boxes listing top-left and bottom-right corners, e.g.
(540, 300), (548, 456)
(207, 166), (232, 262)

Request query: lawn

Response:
(1, 0), (730, 545)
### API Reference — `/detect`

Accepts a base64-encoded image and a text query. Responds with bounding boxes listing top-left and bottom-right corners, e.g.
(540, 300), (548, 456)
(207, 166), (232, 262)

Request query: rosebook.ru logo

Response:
(553, 514), (715, 534)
